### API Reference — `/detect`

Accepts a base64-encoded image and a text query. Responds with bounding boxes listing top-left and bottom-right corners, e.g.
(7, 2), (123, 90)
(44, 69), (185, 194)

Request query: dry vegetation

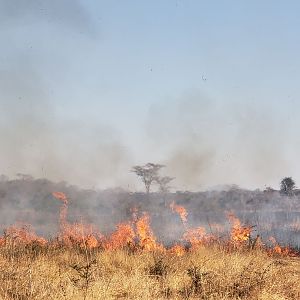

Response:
(0, 244), (299, 300)
(0, 192), (299, 299)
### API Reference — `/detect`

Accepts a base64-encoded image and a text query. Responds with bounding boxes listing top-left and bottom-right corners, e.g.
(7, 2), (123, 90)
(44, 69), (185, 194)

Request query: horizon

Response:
(0, 172), (294, 193)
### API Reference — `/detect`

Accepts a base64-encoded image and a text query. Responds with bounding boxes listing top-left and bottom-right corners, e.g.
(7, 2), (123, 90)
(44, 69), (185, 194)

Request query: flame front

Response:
(52, 192), (68, 229)
(169, 244), (185, 256)
(0, 192), (297, 257)
(104, 222), (135, 250)
(170, 201), (188, 226)
(53, 192), (99, 249)
(227, 213), (252, 244)
(136, 213), (164, 251)
(268, 236), (297, 256)
(2, 223), (47, 246)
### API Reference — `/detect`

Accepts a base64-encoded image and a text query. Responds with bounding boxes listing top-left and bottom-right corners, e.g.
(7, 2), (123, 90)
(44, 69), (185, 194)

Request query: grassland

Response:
(0, 191), (299, 299)
(0, 244), (299, 300)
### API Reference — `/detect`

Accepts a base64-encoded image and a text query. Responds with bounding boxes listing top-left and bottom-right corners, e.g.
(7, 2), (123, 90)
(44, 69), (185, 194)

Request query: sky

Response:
(0, 0), (300, 191)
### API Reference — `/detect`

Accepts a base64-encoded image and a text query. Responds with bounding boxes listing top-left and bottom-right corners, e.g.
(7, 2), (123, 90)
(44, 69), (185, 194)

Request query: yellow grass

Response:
(0, 245), (299, 300)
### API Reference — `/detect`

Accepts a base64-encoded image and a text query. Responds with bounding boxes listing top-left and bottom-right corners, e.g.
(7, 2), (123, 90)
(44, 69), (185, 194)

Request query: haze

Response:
(0, 0), (299, 191)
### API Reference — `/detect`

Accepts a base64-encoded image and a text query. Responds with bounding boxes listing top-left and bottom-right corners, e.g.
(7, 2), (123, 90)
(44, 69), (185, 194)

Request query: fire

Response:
(58, 221), (100, 249)
(85, 235), (98, 249)
(52, 191), (68, 202)
(268, 237), (297, 256)
(183, 226), (212, 249)
(227, 213), (251, 244)
(0, 191), (297, 257)
(169, 244), (185, 256)
(104, 222), (135, 250)
(3, 223), (47, 246)
(52, 192), (68, 229)
(170, 201), (188, 226)
(136, 213), (164, 251)
(53, 192), (99, 249)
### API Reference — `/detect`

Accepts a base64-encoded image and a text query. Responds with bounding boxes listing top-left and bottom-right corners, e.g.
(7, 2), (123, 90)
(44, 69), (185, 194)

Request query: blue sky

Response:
(0, 1), (299, 190)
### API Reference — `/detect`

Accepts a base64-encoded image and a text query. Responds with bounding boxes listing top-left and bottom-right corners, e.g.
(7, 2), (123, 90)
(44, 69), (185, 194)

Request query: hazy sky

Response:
(0, 0), (299, 191)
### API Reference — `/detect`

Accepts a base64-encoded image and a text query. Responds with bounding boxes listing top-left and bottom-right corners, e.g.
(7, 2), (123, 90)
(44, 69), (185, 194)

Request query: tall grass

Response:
(0, 244), (299, 299)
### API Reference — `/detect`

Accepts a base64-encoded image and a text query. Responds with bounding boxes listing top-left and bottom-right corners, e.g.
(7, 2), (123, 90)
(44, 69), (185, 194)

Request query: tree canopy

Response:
(131, 163), (165, 194)
(280, 177), (296, 196)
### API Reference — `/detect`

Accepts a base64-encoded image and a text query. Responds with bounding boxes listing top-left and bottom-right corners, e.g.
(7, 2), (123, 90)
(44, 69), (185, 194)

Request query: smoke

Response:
(0, 1), (299, 251)
(231, 100), (291, 187)
(145, 91), (217, 190)
(0, 0), (92, 32)
(0, 62), (132, 188)
(0, 0), (133, 189)
(0, 1), (295, 191)
(145, 91), (293, 190)
(0, 176), (299, 247)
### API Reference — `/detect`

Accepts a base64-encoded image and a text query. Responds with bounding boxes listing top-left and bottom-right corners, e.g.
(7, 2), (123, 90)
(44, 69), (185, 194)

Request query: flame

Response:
(136, 213), (164, 251)
(183, 226), (212, 249)
(227, 213), (251, 244)
(170, 201), (188, 226)
(52, 192), (68, 229)
(59, 221), (100, 249)
(85, 235), (98, 249)
(52, 191), (68, 203)
(269, 237), (287, 255)
(104, 222), (135, 250)
(169, 244), (185, 256)
(3, 223), (47, 246)
(0, 191), (297, 257)
(52, 192), (99, 249)
(268, 236), (297, 256)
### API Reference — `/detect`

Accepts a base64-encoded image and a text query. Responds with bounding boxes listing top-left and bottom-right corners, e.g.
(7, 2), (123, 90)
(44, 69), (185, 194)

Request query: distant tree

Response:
(131, 163), (165, 194)
(280, 177), (296, 196)
(155, 176), (175, 206)
(155, 176), (174, 193)
(263, 186), (276, 193)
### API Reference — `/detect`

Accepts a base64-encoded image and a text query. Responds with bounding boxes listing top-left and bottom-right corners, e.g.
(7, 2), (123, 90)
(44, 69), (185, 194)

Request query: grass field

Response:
(0, 244), (299, 300)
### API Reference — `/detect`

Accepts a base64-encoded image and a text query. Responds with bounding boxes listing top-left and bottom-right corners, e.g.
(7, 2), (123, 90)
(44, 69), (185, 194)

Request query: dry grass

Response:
(0, 245), (299, 300)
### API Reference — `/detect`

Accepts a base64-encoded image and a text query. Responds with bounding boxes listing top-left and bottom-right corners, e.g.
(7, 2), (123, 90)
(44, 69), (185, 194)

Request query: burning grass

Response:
(0, 192), (299, 299)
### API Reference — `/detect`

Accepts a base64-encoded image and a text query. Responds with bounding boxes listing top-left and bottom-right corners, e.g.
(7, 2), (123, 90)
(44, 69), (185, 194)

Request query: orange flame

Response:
(3, 224), (47, 246)
(104, 222), (135, 250)
(0, 191), (297, 257)
(227, 213), (251, 244)
(268, 236), (297, 256)
(183, 226), (212, 249)
(52, 192), (100, 249)
(169, 244), (185, 256)
(58, 221), (100, 249)
(52, 192), (68, 229)
(52, 192), (68, 203)
(136, 213), (164, 251)
(170, 201), (188, 226)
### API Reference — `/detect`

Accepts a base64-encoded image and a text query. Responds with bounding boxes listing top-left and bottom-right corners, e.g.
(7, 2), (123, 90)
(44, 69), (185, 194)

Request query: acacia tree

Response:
(280, 177), (296, 196)
(131, 163), (165, 194)
(155, 176), (175, 206)
(155, 176), (174, 193)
